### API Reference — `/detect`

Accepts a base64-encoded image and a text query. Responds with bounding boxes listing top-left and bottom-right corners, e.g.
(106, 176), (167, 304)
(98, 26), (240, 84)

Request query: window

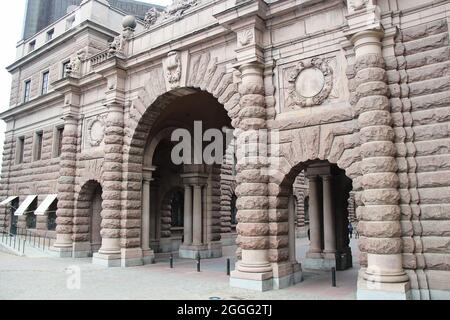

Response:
(15, 137), (25, 164)
(41, 71), (49, 95)
(62, 61), (70, 78)
(28, 40), (36, 52)
(66, 16), (75, 30)
(47, 200), (58, 231)
(26, 198), (37, 229)
(24, 80), (31, 103)
(46, 29), (54, 42)
(54, 126), (64, 157)
(34, 131), (43, 161)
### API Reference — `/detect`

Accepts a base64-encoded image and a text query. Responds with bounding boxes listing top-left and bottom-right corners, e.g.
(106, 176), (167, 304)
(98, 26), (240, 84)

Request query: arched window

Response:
(171, 191), (184, 227)
(230, 194), (237, 225)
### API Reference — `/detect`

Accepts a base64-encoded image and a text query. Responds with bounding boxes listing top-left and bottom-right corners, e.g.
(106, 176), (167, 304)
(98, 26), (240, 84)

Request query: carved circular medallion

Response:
(286, 58), (334, 110)
(88, 119), (105, 147)
(295, 68), (325, 98)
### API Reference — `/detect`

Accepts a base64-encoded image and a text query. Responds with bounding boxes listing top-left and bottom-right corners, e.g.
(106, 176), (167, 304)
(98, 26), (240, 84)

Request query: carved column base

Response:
(357, 269), (412, 300)
(92, 238), (121, 267)
(51, 233), (73, 258)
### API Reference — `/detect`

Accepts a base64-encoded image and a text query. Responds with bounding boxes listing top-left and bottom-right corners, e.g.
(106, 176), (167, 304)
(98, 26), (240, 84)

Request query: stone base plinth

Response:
(49, 246), (73, 258)
(142, 249), (155, 265)
(121, 248), (147, 267)
(72, 242), (92, 258)
(92, 252), (121, 267)
(357, 269), (411, 300)
(273, 262), (303, 289)
(230, 270), (274, 292)
(303, 256), (336, 270)
(179, 242), (222, 259)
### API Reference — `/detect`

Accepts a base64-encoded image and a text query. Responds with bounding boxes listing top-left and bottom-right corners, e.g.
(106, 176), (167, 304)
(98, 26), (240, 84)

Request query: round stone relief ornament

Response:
(87, 116), (106, 147)
(286, 58), (334, 110)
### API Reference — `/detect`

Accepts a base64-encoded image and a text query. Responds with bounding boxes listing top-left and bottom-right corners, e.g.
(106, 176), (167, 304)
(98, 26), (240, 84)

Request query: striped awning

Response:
(35, 194), (58, 215)
(14, 195), (37, 216)
(0, 196), (18, 206)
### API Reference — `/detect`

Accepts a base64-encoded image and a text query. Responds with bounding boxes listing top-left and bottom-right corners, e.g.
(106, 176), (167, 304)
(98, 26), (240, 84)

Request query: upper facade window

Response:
(15, 137), (25, 164)
(24, 80), (31, 103)
(62, 61), (70, 78)
(41, 71), (49, 95)
(46, 29), (54, 42)
(33, 131), (43, 161)
(28, 40), (36, 53)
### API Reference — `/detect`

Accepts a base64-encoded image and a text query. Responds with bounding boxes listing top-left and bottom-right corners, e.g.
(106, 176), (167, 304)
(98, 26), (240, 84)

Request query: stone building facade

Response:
(1, 0), (450, 299)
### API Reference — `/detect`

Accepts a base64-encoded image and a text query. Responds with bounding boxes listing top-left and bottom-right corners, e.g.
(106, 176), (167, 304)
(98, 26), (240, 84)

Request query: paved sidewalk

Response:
(0, 238), (359, 300)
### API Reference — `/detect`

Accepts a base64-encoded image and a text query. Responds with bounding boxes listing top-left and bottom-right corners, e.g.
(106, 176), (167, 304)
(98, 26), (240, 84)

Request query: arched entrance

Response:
(73, 180), (103, 257)
(286, 161), (354, 271)
(138, 89), (235, 260)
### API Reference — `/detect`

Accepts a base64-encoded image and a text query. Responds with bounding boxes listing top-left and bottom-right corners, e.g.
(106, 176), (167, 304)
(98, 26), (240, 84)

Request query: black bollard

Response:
(197, 255), (201, 272)
(332, 267), (336, 287)
(170, 254), (174, 269)
(226, 258), (231, 276)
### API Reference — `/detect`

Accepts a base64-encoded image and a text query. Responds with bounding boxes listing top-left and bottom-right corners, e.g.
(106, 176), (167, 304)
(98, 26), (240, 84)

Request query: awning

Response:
(0, 196), (18, 206)
(35, 194), (58, 216)
(14, 195), (37, 216)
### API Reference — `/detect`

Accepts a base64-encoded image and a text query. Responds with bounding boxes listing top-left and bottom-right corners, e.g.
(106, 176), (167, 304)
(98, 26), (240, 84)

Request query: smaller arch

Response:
(74, 180), (103, 255)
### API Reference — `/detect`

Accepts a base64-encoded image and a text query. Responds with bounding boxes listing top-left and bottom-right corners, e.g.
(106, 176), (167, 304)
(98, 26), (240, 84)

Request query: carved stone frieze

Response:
(144, 0), (199, 29)
(165, 51), (182, 89)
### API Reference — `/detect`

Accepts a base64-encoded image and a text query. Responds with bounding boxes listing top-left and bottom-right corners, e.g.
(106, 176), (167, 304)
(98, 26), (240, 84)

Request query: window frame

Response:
(41, 70), (50, 95)
(62, 60), (70, 78)
(52, 125), (64, 158)
(33, 131), (44, 162)
(15, 136), (25, 165)
(46, 29), (54, 42)
(23, 79), (32, 103)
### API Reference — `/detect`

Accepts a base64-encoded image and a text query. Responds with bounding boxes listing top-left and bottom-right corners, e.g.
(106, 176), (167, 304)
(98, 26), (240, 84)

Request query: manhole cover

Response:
(209, 297), (222, 300)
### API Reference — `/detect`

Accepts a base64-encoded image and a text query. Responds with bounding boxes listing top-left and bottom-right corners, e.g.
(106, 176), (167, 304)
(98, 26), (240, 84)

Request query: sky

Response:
(0, 0), (172, 175)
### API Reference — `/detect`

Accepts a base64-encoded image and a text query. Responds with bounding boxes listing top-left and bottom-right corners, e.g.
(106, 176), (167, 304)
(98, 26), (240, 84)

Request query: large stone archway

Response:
(90, 53), (242, 267)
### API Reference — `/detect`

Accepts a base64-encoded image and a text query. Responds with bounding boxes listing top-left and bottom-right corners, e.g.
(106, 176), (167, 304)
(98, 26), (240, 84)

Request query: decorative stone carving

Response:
(238, 29), (254, 47)
(66, 50), (85, 77)
(285, 58), (334, 110)
(144, 7), (160, 28)
(85, 115), (107, 147)
(109, 35), (125, 55)
(348, 0), (368, 12)
(165, 51), (182, 89)
(144, 0), (199, 29)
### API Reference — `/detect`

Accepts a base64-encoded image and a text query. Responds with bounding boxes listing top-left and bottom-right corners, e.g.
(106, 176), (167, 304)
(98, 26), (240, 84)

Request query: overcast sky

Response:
(0, 0), (172, 175)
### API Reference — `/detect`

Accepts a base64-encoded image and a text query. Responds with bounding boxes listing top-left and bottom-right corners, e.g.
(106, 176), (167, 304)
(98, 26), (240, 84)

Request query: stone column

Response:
(230, 62), (272, 291)
(93, 102), (123, 267)
(351, 30), (410, 298)
(183, 185), (193, 245)
(192, 185), (202, 246)
(52, 113), (78, 257)
(307, 175), (322, 257)
(141, 168), (155, 264)
(288, 194), (296, 263)
(322, 174), (336, 259)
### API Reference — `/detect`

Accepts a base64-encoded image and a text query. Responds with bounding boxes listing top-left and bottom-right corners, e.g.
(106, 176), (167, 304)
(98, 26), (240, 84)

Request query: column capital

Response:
(320, 174), (333, 181)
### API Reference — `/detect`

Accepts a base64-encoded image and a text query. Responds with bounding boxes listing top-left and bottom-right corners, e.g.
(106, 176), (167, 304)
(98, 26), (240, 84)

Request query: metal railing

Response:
(1, 228), (26, 255)
(15, 227), (54, 253)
